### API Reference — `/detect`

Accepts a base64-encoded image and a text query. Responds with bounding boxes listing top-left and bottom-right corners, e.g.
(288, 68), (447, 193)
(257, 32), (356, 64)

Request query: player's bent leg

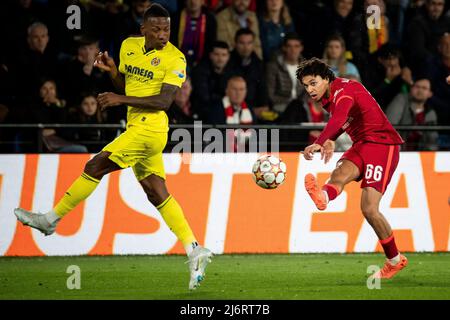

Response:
(14, 152), (122, 236)
(305, 159), (360, 211)
(140, 174), (213, 290)
(327, 159), (361, 195)
(361, 187), (408, 279)
(84, 151), (123, 180)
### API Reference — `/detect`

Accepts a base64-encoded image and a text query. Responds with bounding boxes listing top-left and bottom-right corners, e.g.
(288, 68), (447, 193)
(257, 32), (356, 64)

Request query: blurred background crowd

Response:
(0, 0), (449, 152)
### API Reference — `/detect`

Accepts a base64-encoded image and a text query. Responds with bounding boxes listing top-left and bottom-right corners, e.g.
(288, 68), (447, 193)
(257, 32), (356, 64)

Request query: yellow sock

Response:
(157, 195), (197, 250)
(53, 172), (100, 218)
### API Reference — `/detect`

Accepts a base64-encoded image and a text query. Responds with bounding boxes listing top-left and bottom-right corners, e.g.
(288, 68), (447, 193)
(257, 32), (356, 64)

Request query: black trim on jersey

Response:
(142, 46), (156, 55)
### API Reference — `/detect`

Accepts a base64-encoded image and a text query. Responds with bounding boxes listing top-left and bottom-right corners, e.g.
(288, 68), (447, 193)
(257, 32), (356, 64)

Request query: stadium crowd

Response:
(0, 0), (449, 152)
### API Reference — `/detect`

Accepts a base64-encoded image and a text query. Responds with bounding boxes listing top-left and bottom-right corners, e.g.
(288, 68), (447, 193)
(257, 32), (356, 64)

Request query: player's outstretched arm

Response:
(94, 51), (125, 94)
(97, 83), (178, 111)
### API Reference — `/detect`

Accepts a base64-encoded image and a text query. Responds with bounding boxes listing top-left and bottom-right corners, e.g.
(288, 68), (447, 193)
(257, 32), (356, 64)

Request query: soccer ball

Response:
(252, 155), (287, 189)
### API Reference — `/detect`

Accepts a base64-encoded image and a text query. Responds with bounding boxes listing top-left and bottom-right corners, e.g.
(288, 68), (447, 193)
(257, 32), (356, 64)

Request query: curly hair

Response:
(296, 57), (336, 83)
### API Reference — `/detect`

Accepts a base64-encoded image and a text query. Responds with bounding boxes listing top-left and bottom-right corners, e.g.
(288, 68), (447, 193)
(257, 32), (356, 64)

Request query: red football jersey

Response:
(315, 78), (404, 146)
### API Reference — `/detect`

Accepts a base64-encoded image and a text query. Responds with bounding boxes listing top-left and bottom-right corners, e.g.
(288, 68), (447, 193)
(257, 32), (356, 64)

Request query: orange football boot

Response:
(304, 174), (327, 210)
(373, 255), (408, 279)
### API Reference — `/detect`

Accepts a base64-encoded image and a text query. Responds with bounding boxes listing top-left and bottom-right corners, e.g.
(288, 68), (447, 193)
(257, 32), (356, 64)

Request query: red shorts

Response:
(340, 142), (400, 194)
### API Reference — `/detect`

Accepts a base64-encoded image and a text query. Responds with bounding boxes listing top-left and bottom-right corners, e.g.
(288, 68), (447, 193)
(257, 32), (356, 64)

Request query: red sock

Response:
(322, 184), (340, 201)
(379, 234), (399, 259)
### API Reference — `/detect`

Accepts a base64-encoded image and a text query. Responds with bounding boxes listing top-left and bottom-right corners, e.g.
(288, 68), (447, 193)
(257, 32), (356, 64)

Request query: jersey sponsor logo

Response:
(124, 64), (154, 79)
(127, 52), (135, 56)
(173, 70), (185, 79)
(365, 180), (378, 184)
(151, 57), (160, 66)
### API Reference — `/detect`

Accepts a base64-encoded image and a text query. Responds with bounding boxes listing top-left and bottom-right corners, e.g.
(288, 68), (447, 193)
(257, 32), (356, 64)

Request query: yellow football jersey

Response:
(118, 37), (187, 132)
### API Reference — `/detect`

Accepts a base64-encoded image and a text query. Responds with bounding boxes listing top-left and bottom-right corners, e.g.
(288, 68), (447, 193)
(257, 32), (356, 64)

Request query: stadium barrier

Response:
(0, 152), (448, 256)
(1, 123), (449, 152)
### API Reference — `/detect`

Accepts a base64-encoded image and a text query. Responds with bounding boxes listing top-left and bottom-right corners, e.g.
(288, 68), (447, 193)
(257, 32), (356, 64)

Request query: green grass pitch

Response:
(1, 253), (449, 300)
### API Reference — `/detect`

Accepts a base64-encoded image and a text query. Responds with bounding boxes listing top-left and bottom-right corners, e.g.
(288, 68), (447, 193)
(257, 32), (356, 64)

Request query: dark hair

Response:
(296, 57), (336, 82)
(80, 91), (97, 101)
(282, 32), (303, 46)
(377, 43), (402, 60)
(78, 92), (106, 123)
(234, 28), (255, 42)
(412, 77), (432, 90)
(143, 3), (170, 21)
(76, 34), (99, 47)
(211, 41), (229, 51)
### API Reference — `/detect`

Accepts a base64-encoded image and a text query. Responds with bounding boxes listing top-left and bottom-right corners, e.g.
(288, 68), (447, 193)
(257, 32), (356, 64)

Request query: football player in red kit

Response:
(297, 58), (408, 279)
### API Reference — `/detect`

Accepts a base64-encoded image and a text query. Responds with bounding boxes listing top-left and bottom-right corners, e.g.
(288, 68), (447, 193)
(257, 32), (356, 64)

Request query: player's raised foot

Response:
(13, 208), (56, 236)
(372, 254), (408, 279)
(304, 174), (327, 211)
(188, 246), (213, 290)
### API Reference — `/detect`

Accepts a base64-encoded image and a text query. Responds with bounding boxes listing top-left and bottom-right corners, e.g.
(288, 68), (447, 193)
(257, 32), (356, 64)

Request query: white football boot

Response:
(187, 246), (213, 290)
(14, 208), (57, 236)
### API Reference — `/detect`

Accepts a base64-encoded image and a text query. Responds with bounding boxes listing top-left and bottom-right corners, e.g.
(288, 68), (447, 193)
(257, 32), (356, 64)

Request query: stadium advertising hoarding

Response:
(0, 152), (448, 256)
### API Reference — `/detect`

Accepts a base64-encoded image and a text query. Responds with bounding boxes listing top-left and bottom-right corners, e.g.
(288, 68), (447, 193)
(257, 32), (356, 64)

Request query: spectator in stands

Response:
(191, 41), (234, 121)
(385, 0), (411, 45)
(79, 1), (126, 58)
(365, 0), (391, 54)
(44, 0), (93, 60)
(62, 36), (111, 106)
(82, 0), (125, 13)
(266, 33), (305, 115)
(322, 34), (361, 81)
(205, 0), (257, 12)
(167, 77), (195, 124)
(11, 22), (57, 103)
(152, 0), (179, 14)
(34, 80), (88, 153)
(386, 78), (439, 150)
(425, 33), (450, 148)
(119, 0), (152, 39)
(67, 93), (110, 152)
(327, 0), (364, 62)
(258, 0), (295, 61)
(290, 0), (329, 58)
(1, 0), (47, 53)
(172, 0), (217, 68)
(208, 75), (252, 124)
(365, 44), (413, 110)
(216, 0), (263, 58)
(350, 0), (391, 83)
(209, 76), (254, 150)
(405, 0), (428, 27)
(405, 0), (450, 74)
(228, 28), (272, 122)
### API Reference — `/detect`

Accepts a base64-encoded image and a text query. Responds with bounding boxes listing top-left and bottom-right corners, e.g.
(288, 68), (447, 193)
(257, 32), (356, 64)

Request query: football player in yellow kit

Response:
(14, 4), (212, 291)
